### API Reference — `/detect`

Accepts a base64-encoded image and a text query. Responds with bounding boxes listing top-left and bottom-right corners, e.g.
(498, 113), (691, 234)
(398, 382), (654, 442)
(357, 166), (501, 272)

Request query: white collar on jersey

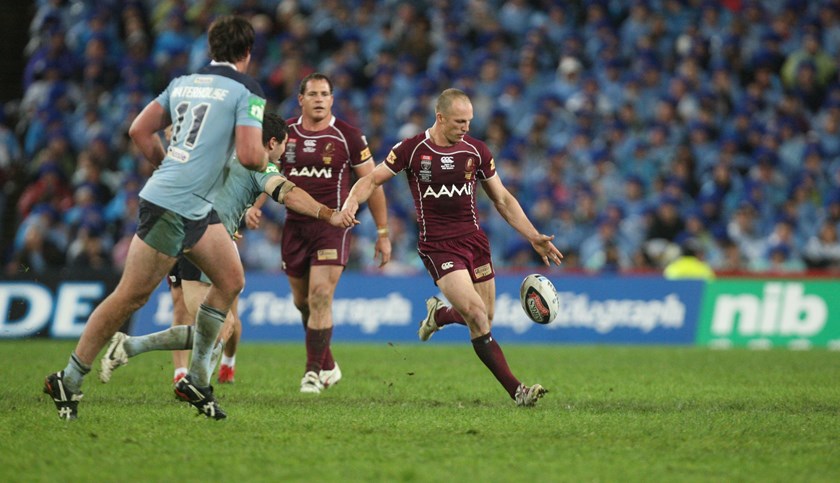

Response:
(210, 60), (238, 72)
(295, 115), (336, 128)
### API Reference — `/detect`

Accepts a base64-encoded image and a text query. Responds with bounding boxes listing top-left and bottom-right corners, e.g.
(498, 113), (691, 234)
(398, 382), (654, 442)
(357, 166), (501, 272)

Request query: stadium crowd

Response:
(3, 0), (840, 277)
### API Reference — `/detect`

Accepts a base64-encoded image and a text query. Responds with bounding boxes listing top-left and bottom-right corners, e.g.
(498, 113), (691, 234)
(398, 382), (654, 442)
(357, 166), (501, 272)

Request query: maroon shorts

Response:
(281, 220), (352, 278)
(417, 230), (494, 284)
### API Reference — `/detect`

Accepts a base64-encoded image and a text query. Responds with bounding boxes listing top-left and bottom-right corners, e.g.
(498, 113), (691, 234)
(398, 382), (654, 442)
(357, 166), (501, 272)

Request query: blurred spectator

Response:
(66, 222), (111, 271)
(751, 244), (807, 273)
(580, 219), (632, 272)
(5, 221), (65, 275)
(663, 238), (716, 280)
(646, 196), (684, 244)
(240, 214), (284, 273)
(16, 163), (73, 219)
(781, 31), (836, 88)
(802, 221), (840, 269)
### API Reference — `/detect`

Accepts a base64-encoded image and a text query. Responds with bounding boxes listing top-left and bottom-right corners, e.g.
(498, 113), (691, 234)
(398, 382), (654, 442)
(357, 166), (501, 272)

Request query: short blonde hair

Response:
(435, 88), (470, 115)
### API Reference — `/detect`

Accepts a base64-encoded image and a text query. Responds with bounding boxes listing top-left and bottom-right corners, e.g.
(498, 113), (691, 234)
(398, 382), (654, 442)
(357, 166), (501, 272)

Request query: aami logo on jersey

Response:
(289, 166), (332, 178)
(440, 156), (455, 170)
(423, 183), (473, 198)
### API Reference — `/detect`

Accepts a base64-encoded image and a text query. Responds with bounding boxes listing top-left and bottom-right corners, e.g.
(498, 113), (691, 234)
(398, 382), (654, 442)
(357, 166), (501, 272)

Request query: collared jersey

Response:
(385, 130), (496, 242)
(280, 115), (371, 223)
(140, 64), (265, 220)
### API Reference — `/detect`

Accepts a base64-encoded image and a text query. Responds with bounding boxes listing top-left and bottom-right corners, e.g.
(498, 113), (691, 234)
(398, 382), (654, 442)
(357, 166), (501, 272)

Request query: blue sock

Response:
(124, 325), (194, 357)
(188, 304), (226, 387)
(62, 352), (90, 393)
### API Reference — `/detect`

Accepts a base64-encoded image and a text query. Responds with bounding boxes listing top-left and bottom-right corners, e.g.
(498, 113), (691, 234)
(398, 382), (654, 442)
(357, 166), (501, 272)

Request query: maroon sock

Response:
(321, 328), (335, 371)
(435, 305), (467, 327)
(471, 332), (520, 399)
(305, 327), (331, 373)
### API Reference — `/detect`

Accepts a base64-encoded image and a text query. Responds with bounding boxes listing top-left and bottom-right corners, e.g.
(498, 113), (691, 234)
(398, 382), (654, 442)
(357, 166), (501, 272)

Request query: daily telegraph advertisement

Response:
(128, 273), (702, 344)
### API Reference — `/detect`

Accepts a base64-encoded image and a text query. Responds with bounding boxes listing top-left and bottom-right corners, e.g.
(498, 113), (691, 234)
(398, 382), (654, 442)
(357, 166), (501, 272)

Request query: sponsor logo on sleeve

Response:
(248, 96), (266, 121)
(360, 147), (372, 161)
(386, 150), (397, 164)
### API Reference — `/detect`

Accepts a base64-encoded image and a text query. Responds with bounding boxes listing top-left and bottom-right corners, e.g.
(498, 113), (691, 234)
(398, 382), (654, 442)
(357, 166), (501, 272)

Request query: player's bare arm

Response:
(264, 175), (356, 228)
(343, 162), (396, 219)
(128, 101), (170, 168)
(235, 124), (268, 172)
(481, 175), (563, 266)
(353, 161), (392, 267)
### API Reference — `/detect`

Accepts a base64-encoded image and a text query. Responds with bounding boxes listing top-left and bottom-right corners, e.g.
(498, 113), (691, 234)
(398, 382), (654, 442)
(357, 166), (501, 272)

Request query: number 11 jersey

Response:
(140, 63), (266, 220)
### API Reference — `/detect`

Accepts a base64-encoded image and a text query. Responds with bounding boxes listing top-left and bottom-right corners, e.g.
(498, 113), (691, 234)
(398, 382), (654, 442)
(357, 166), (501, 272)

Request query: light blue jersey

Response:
(215, 158), (282, 236)
(139, 63), (266, 220)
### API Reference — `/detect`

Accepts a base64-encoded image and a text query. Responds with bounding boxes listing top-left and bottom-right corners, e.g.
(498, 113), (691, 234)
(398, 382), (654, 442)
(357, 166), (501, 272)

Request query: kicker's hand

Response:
(530, 234), (564, 266)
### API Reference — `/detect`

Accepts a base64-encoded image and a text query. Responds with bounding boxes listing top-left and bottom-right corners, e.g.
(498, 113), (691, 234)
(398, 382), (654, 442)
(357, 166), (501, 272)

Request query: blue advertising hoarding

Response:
(129, 273), (703, 344)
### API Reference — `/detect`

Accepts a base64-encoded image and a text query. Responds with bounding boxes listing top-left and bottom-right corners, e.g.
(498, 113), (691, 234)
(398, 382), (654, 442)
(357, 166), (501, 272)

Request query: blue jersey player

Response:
(43, 16), (267, 420)
(97, 114), (356, 391)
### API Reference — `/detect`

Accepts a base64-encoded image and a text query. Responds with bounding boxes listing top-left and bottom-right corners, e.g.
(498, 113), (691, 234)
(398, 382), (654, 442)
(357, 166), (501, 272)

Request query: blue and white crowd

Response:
(3, 0), (840, 276)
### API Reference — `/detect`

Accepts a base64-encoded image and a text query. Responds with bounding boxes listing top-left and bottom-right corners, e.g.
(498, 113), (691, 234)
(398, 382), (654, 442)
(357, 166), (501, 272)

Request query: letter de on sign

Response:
(0, 283), (52, 337)
(52, 283), (105, 337)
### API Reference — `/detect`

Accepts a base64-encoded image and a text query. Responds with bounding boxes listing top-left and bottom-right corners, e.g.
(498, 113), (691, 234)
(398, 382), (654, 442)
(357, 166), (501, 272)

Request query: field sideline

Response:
(1, 340), (838, 482)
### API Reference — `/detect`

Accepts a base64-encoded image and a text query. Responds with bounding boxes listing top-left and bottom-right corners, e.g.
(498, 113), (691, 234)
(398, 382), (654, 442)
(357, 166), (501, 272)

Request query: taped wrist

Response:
(316, 204), (336, 221)
(271, 180), (296, 203)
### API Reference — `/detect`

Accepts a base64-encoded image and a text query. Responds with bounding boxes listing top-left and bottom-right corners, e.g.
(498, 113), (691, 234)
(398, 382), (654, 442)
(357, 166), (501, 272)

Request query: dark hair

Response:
(298, 72), (333, 96)
(207, 16), (255, 63)
(262, 112), (288, 145)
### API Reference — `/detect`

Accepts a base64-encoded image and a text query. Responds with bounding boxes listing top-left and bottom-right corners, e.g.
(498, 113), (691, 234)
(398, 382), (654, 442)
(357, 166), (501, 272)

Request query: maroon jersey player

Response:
(248, 73), (391, 394)
(343, 88), (563, 407)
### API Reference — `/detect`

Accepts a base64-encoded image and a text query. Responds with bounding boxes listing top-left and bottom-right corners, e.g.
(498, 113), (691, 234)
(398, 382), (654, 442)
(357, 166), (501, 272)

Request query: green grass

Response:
(2, 341), (839, 482)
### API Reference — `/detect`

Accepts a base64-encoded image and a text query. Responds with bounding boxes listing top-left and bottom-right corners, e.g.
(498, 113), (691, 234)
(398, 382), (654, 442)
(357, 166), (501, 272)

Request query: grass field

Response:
(1, 340), (839, 482)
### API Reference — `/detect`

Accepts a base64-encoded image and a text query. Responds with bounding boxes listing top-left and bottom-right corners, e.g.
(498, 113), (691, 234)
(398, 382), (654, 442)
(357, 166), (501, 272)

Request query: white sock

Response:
(221, 354), (236, 367)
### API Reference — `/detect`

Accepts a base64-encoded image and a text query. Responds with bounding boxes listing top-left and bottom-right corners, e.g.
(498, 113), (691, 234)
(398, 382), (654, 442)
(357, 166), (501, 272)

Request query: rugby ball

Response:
(519, 274), (559, 324)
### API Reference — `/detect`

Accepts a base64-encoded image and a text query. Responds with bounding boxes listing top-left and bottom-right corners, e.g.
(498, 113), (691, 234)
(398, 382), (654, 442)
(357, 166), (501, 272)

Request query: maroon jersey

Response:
(385, 130), (496, 242)
(281, 116), (372, 223)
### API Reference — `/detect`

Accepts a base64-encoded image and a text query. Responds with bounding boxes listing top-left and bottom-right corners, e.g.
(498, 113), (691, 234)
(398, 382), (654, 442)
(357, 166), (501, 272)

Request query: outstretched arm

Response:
(481, 176), (564, 266)
(353, 161), (391, 267)
(342, 162), (396, 219)
(263, 175), (356, 228)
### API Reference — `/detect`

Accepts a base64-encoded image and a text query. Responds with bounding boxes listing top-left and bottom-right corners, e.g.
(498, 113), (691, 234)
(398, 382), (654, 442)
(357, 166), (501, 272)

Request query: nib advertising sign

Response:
(697, 281), (840, 349)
